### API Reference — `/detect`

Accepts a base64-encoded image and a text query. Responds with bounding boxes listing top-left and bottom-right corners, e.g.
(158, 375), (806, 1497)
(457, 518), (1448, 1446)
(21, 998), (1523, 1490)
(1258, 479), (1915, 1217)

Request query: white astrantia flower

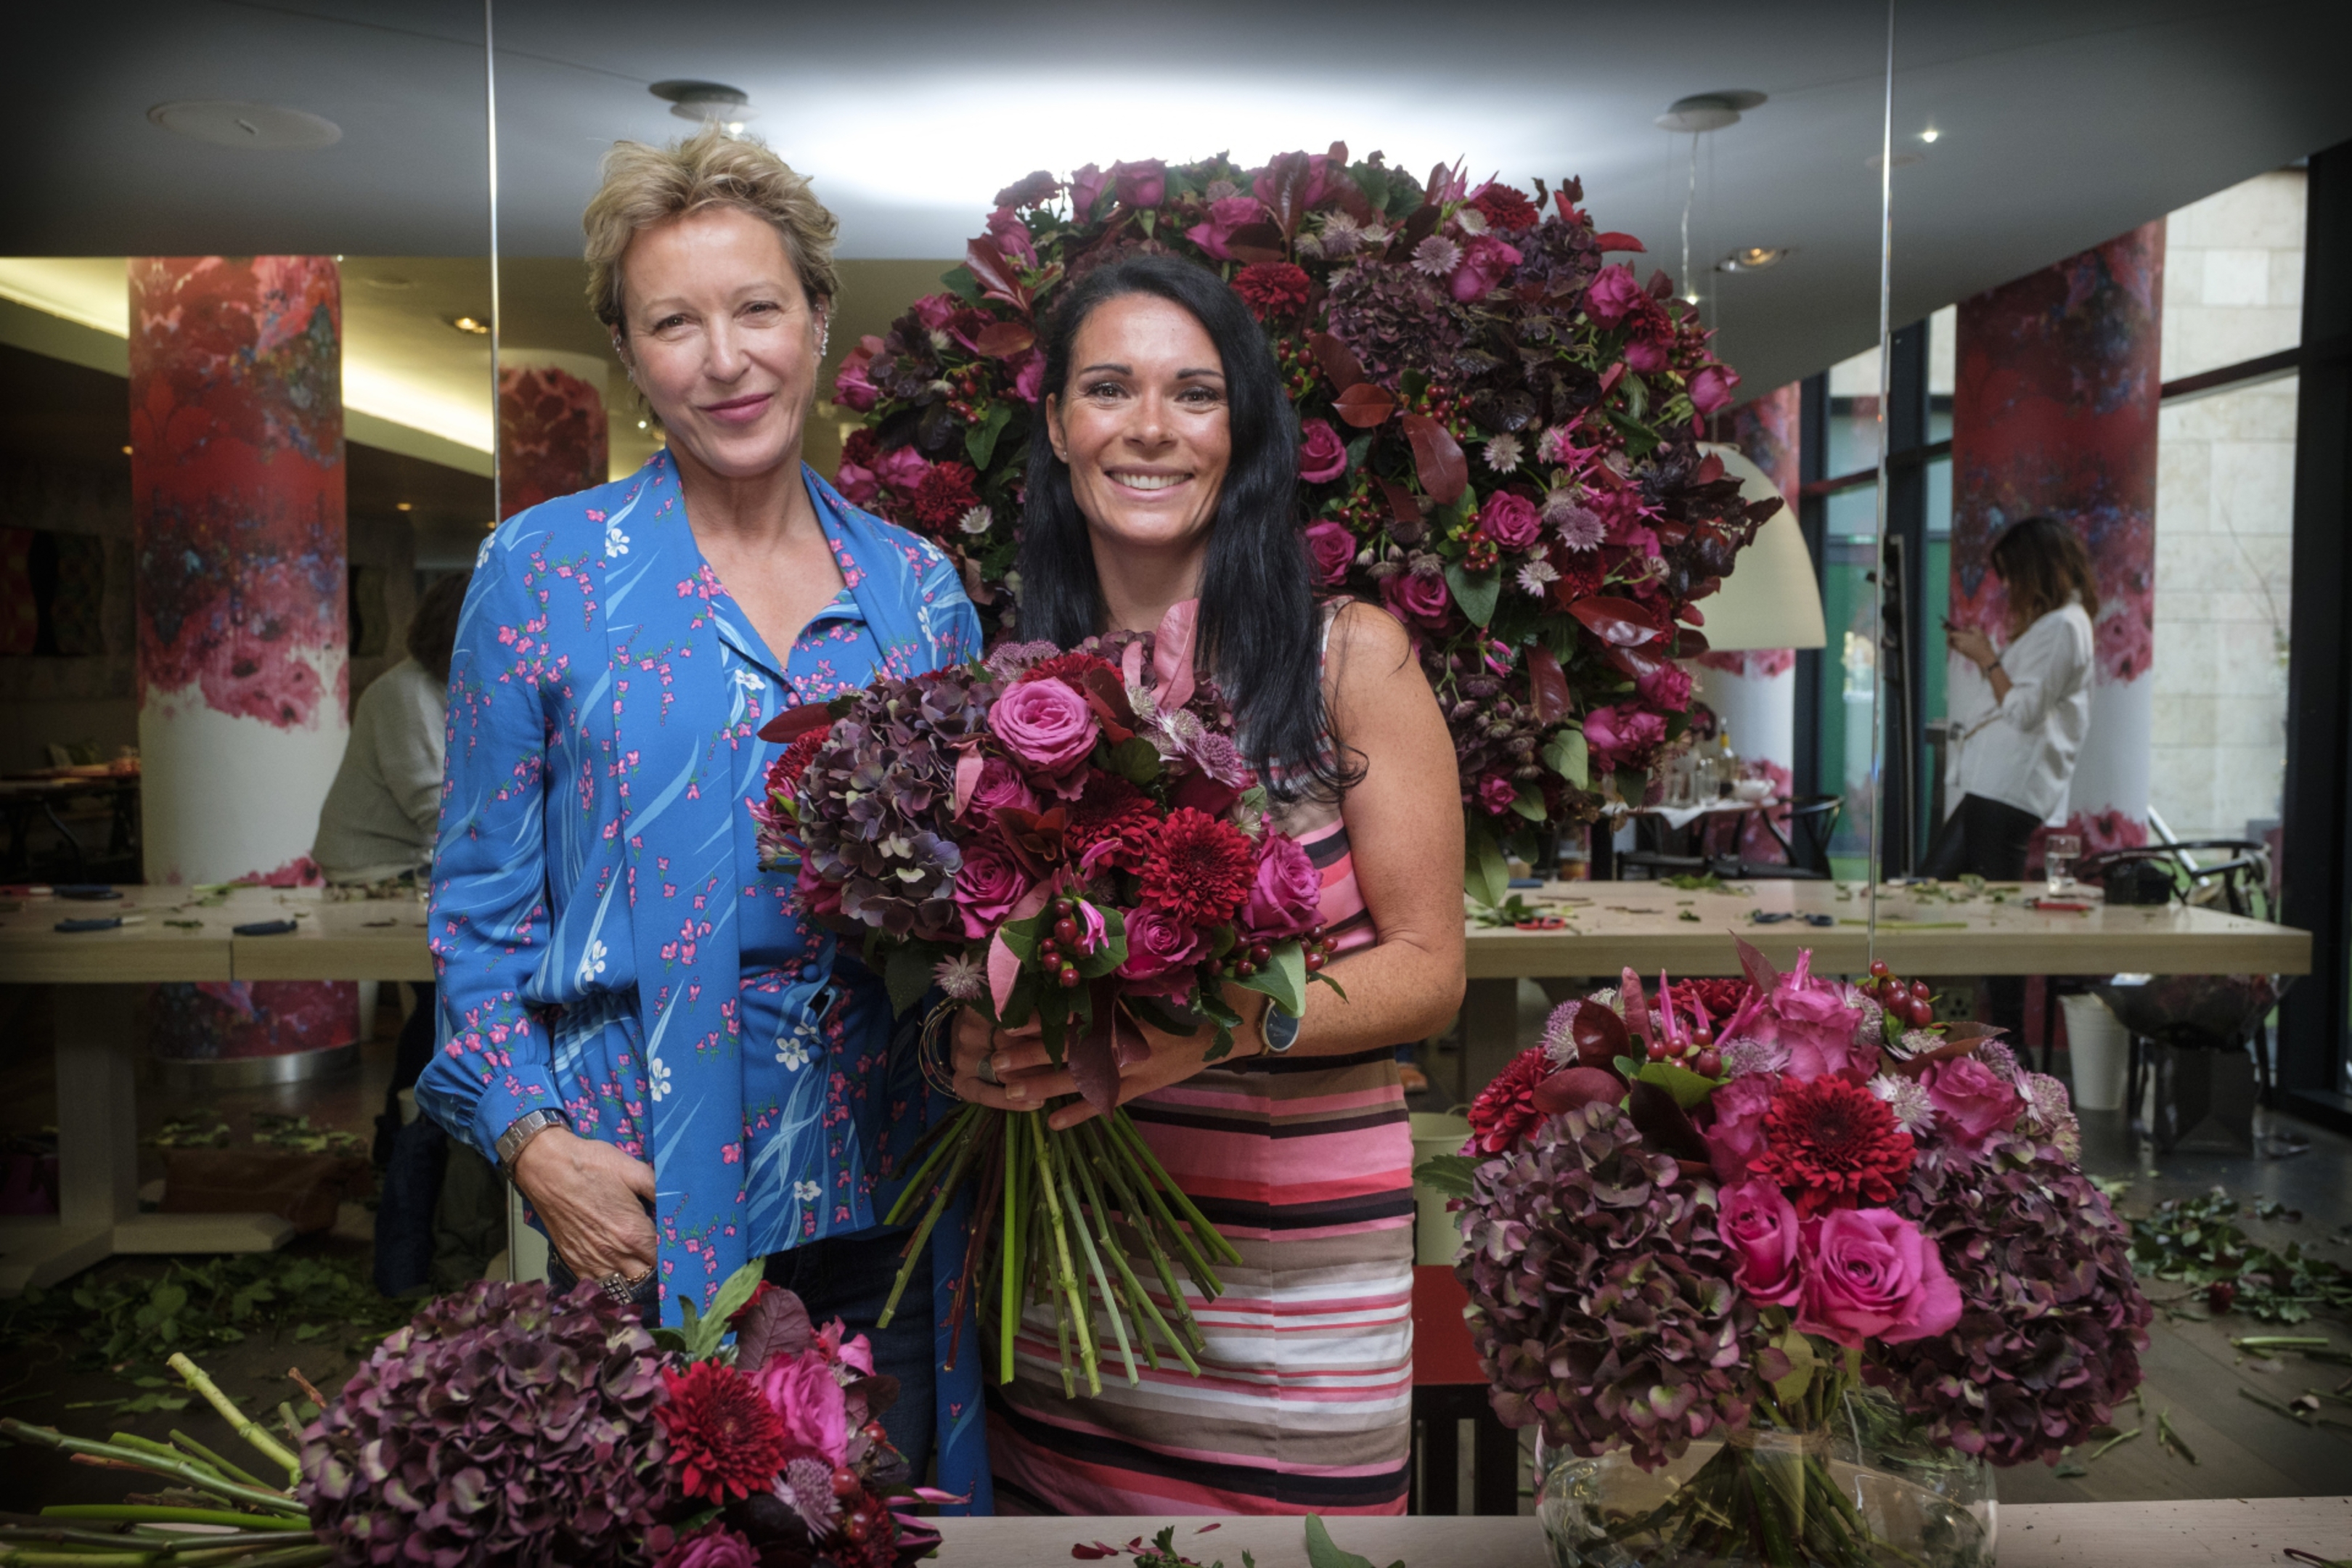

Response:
(1318, 212), (1364, 257)
(1546, 489), (1606, 552)
(1484, 433), (1524, 473)
(1720, 1035), (1789, 1077)
(957, 505), (992, 536)
(1413, 235), (1463, 277)
(1456, 207), (1490, 236)
(1869, 1072), (1936, 1135)
(1516, 560), (1560, 597)
(934, 952), (987, 1002)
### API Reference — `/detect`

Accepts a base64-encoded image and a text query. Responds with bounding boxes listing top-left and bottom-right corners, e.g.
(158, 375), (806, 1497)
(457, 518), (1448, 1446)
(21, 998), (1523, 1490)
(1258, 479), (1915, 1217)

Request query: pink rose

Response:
(1719, 1178), (1804, 1306)
(831, 344), (879, 412)
(952, 832), (1034, 940)
(833, 456), (879, 507)
(987, 677), (1099, 777)
(1117, 905), (1209, 995)
(1477, 490), (1543, 551)
(1298, 419), (1349, 484)
(875, 445), (929, 499)
(985, 207), (1037, 267)
(1241, 832), (1322, 941)
(1689, 364), (1739, 415)
(751, 1348), (849, 1463)
(1380, 570), (1452, 630)
(1921, 1055), (2025, 1152)
(1703, 1071), (1776, 1183)
(911, 293), (958, 331)
(1009, 348), (1046, 406)
(1623, 332), (1670, 375)
(1766, 952), (1872, 1082)
(655, 1524), (758, 1568)
(1476, 774), (1517, 817)
(1253, 150), (1337, 214)
(1637, 662), (1693, 711)
(963, 756), (1038, 822)
(1302, 520), (1355, 587)
(1584, 264), (1644, 325)
(1185, 195), (1267, 262)
(1449, 235), (1522, 303)
(1069, 163), (1112, 220)
(1583, 703), (1667, 774)
(1794, 1208), (1964, 1349)
(793, 859), (842, 920)
(1111, 158), (1167, 208)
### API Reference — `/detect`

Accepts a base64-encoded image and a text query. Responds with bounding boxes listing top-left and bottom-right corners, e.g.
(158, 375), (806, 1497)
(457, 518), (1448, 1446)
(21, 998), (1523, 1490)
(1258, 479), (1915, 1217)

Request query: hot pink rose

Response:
(1186, 195), (1267, 262)
(963, 756), (1038, 822)
(1478, 490), (1543, 551)
(1703, 1071), (1776, 1183)
(1069, 163), (1111, 219)
(1794, 1208), (1964, 1349)
(655, 1524), (758, 1568)
(1298, 419), (1349, 484)
(1623, 333), (1670, 375)
(1009, 348), (1046, 405)
(1583, 703), (1667, 774)
(1765, 952), (1871, 1082)
(1449, 235), (1522, 303)
(952, 832), (1034, 940)
(751, 1348), (849, 1463)
(1240, 831), (1322, 941)
(1116, 905), (1209, 995)
(987, 677), (1098, 777)
(1476, 774), (1517, 817)
(1638, 661), (1693, 711)
(1111, 158), (1167, 208)
(1689, 364), (1740, 415)
(793, 859), (842, 920)
(1921, 1055), (2025, 1151)
(1380, 570), (1453, 630)
(1302, 520), (1355, 587)
(1584, 264), (1645, 325)
(985, 207), (1037, 267)
(831, 345), (879, 412)
(911, 293), (958, 331)
(1719, 1177), (1804, 1306)
(833, 456), (879, 507)
(875, 445), (929, 498)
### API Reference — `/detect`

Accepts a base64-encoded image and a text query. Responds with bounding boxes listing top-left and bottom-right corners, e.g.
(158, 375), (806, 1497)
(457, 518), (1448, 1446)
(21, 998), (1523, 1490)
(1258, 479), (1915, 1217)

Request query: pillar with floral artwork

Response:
(1949, 224), (2163, 860)
(130, 255), (356, 1062)
(498, 351), (608, 519)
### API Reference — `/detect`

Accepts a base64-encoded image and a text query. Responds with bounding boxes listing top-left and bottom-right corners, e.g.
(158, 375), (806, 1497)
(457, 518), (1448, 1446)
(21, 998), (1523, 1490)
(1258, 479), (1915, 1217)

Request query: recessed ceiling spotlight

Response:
(449, 316), (491, 335)
(396, 502), (413, 512)
(1920, 128), (1941, 144)
(148, 101), (341, 150)
(1655, 90), (1767, 133)
(121, 444), (133, 456)
(650, 79), (754, 131)
(1718, 247), (1789, 273)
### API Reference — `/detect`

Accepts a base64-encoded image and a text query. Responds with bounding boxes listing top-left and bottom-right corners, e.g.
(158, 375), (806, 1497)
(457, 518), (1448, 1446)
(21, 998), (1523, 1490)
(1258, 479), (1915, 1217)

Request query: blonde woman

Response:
(417, 125), (986, 1503)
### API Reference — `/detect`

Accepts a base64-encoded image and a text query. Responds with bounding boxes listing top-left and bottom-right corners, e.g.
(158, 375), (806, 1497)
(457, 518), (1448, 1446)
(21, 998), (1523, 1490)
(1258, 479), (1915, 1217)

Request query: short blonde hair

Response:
(582, 124), (839, 332)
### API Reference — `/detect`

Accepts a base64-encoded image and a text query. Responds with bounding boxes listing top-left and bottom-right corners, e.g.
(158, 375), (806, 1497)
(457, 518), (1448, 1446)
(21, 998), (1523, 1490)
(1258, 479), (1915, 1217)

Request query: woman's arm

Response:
(955, 600), (1467, 1128)
(1947, 626), (2014, 703)
(378, 666), (448, 848)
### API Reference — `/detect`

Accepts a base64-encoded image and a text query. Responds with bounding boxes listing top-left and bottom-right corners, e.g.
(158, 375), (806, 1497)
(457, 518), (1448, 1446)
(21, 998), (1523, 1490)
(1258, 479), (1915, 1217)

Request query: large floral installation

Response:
(830, 147), (1779, 898)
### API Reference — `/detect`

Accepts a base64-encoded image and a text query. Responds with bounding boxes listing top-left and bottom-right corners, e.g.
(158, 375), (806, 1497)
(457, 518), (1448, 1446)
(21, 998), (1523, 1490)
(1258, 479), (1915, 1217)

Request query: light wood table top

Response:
(0, 884), (431, 986)
(1465, 879), (2310, 978)
(926, 1497), (2351, 1568)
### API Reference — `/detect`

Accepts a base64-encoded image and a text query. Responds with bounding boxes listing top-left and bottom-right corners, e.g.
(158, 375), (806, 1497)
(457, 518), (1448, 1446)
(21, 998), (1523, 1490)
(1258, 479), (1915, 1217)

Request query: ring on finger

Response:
(976, 1055), (1000, 1085)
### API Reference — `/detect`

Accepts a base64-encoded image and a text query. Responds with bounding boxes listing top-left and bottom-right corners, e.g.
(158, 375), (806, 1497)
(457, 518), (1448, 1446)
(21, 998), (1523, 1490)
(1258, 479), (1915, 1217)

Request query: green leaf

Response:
(1463, 814), (1509, 909)
(998, 915), (1042, 963)
(1107, 736), (1162, 785)
(1614, 767), (1648, 806)
(1771, 1327), (1818, 1405)
(687, 1262), (769, 1359)
(1607, 409), (1660, 461)
(1343, 433), (1371, 473)
(1413, 1153), (1477, 1200)
(1233, 940), (1307, 1021)
(1635, 1060), (1722, 1110)
(1236, 783), (1269, 823)
(883, 944), (936, 1017)
(939, 265), (981, 305)
(1304, 1513), (1404, 1568)
(1443, 563), (1501, 629)
(1541, 726), (1591, 791)
(1126, 992), (1201, 1037)
(1071, 907), (1129, 979)
(1508, 785), (1547, 822)
(964, 403), (1013, 470)
(650, 1326), (690, 1355)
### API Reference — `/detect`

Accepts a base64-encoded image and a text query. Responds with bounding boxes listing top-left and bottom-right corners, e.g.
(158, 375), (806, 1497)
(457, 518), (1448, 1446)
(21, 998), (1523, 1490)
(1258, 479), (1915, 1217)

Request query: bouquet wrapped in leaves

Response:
(829, 145), (1779, 900)
(1430, 939), (2152, 1567)
(753, 613), (1334, 1396)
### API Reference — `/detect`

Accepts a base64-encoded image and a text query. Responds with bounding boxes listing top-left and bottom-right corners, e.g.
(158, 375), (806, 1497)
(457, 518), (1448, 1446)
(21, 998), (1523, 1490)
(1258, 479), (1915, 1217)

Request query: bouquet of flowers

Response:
(754, 618), (1334, 1396)
(1437, 939), (2151, 1567)
(829, 146), (1779, 901)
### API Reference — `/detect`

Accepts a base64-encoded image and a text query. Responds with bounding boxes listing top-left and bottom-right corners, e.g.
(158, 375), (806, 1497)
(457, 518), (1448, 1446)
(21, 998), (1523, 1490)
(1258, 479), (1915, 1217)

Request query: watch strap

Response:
(495, 1108), (569, 1183)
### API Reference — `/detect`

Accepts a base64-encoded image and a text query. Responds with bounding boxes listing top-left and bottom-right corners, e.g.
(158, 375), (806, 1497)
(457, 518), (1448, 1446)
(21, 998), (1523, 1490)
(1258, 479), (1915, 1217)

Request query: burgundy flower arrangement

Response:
(1444, 939), (2150, 1560)
(754, 613), (1328, 1395)
(829, 147), (1779, 901)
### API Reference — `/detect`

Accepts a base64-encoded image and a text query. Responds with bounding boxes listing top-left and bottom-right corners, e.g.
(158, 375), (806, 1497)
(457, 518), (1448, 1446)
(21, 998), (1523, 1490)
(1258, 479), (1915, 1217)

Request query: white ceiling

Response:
(6, 0), (2350, 401)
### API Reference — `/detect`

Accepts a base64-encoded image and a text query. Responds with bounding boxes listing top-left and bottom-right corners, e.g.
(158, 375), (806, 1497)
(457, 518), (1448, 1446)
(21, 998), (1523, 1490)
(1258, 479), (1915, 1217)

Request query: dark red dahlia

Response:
(1232, 261), (1312, 321)
(655, 1360), (789, 1503)
(840, 427), (880, 469)
(1546, 549), (1606, 607)
(1751, 1075), (1915, 1214)
(1469, 183), (1541, 233)
(770, 724), (833, 804)
(1673, 977), (1754, 1023)
(1138, 807), (1254, 926)
(1066, 772), (1160, 872)
(910, 460), (981, 528)
(1467, 1045), (1551, 1153)
(1019, 650), (1121, 688)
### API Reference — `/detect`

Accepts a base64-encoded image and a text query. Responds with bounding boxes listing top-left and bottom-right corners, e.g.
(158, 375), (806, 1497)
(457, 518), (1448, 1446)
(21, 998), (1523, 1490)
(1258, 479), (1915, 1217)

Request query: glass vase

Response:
(1534, 1389), (1996, 1568)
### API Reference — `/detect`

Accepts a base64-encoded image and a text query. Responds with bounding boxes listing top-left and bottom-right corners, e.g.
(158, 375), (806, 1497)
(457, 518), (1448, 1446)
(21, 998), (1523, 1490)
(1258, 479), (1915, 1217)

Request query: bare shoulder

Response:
(1324, 597), (1417, 694)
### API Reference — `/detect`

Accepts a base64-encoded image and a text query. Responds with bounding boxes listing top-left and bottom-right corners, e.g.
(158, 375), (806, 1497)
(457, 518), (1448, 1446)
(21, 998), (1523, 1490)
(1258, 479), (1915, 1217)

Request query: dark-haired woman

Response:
(950, 256), (1465, 1516)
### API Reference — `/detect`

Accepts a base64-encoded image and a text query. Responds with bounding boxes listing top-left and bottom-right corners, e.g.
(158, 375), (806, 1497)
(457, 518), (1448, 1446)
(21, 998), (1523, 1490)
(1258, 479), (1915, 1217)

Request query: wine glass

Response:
(2043, 832), (2081, 897)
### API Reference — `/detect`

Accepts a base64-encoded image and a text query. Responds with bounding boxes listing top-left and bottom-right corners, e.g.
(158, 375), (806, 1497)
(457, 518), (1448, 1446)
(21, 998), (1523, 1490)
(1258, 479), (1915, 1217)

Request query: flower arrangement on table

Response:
(828, 147), (1779, 902)
(1432, 940), (2152, 1567)
(752, 616), (1334, 1396)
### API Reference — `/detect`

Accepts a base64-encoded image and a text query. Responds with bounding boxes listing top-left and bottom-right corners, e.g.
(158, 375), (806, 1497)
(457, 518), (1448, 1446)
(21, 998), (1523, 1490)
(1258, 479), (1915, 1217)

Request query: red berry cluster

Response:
(1644, 1013), (1722, 1079)
(1275, 336), (1320, 403)
(1866, 960), (1936, 1029)
(1461, 534), (1500, 571)
(944, 364), (992, 424)
(1220, 924), (1336, 981)
(1034, 893), (1090, 991)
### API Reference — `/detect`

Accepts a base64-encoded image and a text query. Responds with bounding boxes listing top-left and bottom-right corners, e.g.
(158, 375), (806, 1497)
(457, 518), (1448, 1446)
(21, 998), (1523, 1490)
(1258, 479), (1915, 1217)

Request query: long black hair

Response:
(1017, 253), (1352, 798)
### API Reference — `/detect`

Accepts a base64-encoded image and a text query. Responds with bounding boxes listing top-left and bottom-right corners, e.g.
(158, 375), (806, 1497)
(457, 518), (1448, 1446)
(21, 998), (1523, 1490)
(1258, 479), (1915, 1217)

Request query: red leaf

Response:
(1259, 150), (1312, 238)
(1307, 330), (1366, 391)
(1331, 382), (1395, 428)
(1570, 997), (1630, 1069)
(1694, 453), (1724, 484)
(1071, 1545), (1120, 1561)
(1568, 596), (1668, 648)
(757, 703), (836, 743)
(973, 321), (1036, 359)
(964, 236), (1031, 316)
(1225, 221), (1287, 265)
(1593, 232), (1646, 253)
(1373, 475), (1424, 526)
(1400, 412), (1468, 505)
(1734, 935), (1779, 995)
(1069, 986), (1123, 1118)
(1527, 645), (1569, 723)
(1532, 1065), (1626, 1114)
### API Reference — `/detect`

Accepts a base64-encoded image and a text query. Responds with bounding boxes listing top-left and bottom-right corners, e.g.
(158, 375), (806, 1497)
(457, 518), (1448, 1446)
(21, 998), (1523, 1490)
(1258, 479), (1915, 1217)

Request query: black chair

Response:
(1616, 793), (1842, 883)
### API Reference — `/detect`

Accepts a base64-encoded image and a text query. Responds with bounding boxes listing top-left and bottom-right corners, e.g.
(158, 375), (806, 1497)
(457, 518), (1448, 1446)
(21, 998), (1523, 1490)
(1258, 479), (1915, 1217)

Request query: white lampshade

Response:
(1694, 443), (1826, 653)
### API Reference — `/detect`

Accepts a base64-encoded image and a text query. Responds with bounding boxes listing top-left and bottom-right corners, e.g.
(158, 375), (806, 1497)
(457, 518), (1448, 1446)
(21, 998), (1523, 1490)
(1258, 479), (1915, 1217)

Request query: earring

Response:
(817, 320), (831, 358)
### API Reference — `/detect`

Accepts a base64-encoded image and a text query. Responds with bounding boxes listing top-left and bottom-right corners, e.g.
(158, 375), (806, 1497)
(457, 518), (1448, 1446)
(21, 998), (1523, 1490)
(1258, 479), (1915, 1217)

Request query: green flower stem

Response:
(34, 1508), (302, 1532)
(1075, 1120), (1201, 1372)
(1035, 1173), (1074, 1398)
(5, 1427), (298, 1517)
(1070, 1129), (1189, 1373)
(1107, 1111), (1241, 1269)
(1028, 1114), (1100, 1397)
(163, 1355), (298, 1485)
(1098, 1114), (1223, 1300)
(167, 1430), (271, 1495)
(1055, 1151), (1135, 1387)
(873, 1127), (981, 1331)
(883, 1102), (981, 1229)
(999, 1112), (1024, 1384)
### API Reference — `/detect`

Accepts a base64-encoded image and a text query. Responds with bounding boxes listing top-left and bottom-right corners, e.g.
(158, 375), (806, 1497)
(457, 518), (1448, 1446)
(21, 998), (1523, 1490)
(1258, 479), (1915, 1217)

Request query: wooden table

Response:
(1454, 880), (2311, 1104)
(0, 884), (430, 1293)
(927, 1496), (2351, 1567)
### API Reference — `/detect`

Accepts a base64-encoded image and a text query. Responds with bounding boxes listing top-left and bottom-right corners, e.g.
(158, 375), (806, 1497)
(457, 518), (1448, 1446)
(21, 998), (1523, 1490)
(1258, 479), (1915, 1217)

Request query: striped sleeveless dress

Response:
(985, 784), (1416, 1516)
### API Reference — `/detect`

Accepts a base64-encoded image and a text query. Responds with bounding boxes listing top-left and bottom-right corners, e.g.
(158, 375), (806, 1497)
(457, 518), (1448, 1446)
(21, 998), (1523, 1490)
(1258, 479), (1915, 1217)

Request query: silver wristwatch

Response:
(1261, 1008), (1302, 1055)
(495, 1108), (569, 1183)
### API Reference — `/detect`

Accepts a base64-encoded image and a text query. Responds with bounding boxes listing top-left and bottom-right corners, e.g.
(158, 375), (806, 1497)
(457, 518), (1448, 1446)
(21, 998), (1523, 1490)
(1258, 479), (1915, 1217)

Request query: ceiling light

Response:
(637, 419), (649, 430)
(650, 80), (754, 127)
(1655, 91), (1767, 134)
(1920, 128), (1941, 144)
(449, 316), (491, 335)
(1718, 247), (1789, 272)
(121, 445), (133, 455)
(148, 101), (341, 150)
(396, 502), (413, 512)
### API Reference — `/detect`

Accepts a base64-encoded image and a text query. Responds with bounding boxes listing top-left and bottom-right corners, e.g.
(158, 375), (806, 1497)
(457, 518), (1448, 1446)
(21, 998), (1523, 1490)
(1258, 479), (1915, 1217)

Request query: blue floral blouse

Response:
(417, 452), (987, 1502)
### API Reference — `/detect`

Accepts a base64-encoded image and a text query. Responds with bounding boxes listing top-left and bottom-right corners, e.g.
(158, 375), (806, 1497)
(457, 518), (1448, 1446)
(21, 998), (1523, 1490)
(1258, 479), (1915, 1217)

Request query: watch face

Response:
(1265, 1009), (1301, 1051)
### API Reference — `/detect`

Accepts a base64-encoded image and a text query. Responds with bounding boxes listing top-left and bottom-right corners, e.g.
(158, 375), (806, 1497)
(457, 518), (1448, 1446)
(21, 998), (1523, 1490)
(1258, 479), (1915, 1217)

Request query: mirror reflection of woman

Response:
(418, 126), (985, 1503)
(950, 256), (1466, 1515)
